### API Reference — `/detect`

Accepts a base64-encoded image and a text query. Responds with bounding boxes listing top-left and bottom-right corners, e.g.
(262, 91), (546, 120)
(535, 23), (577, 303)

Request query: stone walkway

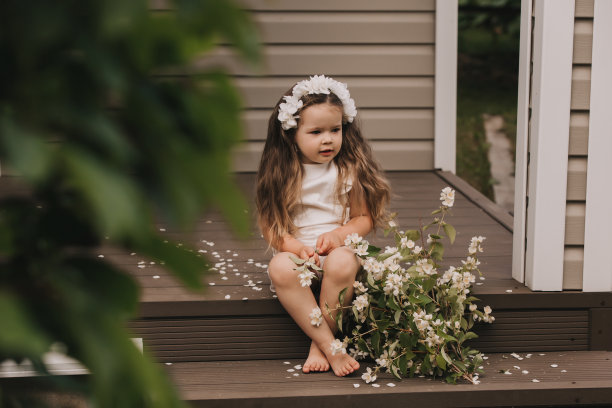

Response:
(484, 114), (515, 214)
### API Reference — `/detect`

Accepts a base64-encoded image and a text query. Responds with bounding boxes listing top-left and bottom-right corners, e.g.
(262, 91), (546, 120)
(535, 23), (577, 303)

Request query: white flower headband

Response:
(277, 75), (357, 130)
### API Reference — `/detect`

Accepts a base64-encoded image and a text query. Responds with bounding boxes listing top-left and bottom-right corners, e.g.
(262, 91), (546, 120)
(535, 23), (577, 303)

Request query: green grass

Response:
(456, 27), (519, 200)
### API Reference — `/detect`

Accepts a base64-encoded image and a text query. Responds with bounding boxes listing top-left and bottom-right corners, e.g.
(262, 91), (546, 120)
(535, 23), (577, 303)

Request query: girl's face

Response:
(294, 103), (343, 164)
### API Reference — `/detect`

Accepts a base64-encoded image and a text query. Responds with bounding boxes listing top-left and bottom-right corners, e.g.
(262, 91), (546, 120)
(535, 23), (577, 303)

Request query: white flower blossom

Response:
(361, 367), (377, 383)
(468, 236), (486, 255)
(388, 220), (397, 228)
(278, 75), (357, 130)
(309, 307), (323, 327)
(353, 281), (368, 294)
(344, 232), (362, 246)
(416, 259), (436, 276)
(469, 304), (477, 312)
(462, 256), (481, 270)
(383, 273), (403, 296)
(400, 237), (415, 249)
(353, 294), (369, 311)
(413, 245), (422, 254)
(440, 187), (455, 207)
(384, 246), (398, 254)
(298, 270), (316, 287)
(355, 243), (369, 256)
(330, 339), (347, 356)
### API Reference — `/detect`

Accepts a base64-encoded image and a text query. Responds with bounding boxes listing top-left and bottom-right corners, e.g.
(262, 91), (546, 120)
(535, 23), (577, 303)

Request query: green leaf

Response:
(405, 230), (420, 241)
(399, 353), (408, 376)
(431, 209), (442, 215)
(394, 310), (402, 325)
(400, 332), (412, 348)
(367, 271), (377, 287)
(436, 354), (447, 370)
(372, 331), (381, 355)
(462, 332), (479, 343)
(0, 291), (51, 357)
(430, 242), (445, 262)
(443, 223), (457, 244)
(338, 287), (348, 306)
(441, 348), (453, 365)
(430, 234), (442, 240)
(289, 255), (306, 265)
(391, 364), (402, 380)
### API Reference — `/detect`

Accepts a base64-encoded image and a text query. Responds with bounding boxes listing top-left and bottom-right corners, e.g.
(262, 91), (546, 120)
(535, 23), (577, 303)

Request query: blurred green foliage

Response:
(0, 0), (260, 406)
(456, 0), (520, 200)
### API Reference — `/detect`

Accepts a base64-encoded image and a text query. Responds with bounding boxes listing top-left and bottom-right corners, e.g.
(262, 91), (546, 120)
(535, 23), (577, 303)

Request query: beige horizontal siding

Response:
(192, 45), (434, 77)
(565, 203), (586, 245)
(236, 77), (434, 109)
(231, 141), (433, 172)
(567, 158), (587, 201)
(239, 0), (435, 11)
(243, 109), (433, 141)
(573, 20), (593, 64)
(569, 112), (589, 155)
(255, 12), (434, 44)
(570, 66), (591, 110)
(563, 4), (593, 291)
(574, 0), (594, 18)
(563, 247), (584, 290)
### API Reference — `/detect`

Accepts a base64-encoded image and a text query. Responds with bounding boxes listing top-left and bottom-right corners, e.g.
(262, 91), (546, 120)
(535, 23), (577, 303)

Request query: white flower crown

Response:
(277, 75), (357, 130)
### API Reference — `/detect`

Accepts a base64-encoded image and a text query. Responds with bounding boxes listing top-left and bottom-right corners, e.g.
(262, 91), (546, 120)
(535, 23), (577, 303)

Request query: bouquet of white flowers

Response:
(332, 187), (494, 384)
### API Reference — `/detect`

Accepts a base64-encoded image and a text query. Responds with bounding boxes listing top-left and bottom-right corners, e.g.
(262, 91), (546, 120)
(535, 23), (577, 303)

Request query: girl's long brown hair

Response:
(256, 86), (391, 250)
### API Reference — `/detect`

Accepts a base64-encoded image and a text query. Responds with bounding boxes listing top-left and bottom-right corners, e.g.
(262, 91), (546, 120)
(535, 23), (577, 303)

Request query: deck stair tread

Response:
(166, 351), (612, 407)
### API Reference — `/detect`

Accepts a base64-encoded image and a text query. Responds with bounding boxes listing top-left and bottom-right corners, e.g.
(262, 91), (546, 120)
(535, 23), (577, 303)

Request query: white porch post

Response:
(582, 0), (612, 292)
(522, 0), (575, 291)
(434, 0), (457, 173)
(512, 0), (533, 284)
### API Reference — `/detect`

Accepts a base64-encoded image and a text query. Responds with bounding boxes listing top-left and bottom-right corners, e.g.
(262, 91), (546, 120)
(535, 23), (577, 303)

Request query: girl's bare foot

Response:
(322, 344), (360, 376)
(302, 341), (330, 373)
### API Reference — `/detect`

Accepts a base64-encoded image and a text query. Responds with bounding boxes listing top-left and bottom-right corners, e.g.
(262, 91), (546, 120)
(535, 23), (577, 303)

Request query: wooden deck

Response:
(2, 170), (612, 406)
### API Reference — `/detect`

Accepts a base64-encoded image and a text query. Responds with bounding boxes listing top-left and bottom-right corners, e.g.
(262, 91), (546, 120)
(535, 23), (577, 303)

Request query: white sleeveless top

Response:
(293, 161), (352, 247)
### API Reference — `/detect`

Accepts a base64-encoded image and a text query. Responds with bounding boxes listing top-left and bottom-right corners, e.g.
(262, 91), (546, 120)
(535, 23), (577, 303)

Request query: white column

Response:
(582, 0), (612, 292)
(434, 0), (457, 173)
(512, 0), (533, 284)
(524, 0), (575, 291)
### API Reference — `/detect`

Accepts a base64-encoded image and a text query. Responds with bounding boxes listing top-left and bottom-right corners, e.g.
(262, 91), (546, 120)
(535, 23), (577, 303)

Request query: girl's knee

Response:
(324, 247), (359, 282)
(268, 252), (298, 288)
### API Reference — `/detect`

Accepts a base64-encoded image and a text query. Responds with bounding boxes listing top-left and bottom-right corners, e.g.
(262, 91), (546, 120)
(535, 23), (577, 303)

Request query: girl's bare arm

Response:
(316, 188), (373, 255)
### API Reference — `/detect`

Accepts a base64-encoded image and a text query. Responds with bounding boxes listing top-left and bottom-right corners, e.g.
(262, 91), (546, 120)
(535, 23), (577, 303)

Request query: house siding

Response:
(563, 0), (594, 290)
(194, 0), (438, 171)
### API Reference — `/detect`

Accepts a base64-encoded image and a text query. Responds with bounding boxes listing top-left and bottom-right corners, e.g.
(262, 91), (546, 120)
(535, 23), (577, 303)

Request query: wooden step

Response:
(121, 171), (611, 363)
(166, 351), (612, 407)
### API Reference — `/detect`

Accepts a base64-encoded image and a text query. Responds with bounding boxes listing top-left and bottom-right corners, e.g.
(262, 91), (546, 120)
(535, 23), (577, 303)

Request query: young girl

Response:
(256, 75), (390, 377)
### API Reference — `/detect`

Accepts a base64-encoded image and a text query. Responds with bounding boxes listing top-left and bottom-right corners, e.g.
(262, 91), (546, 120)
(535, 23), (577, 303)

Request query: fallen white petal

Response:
(283, 362), (291, 365)
(522, 370), (529, 374)
(386, 383), (396, 387)
(153, 275), (160, 279)
(353, 384), (360, 388)
(224, 295), (230, 300)
(293, 373), (299, 377)
(372, 384), (380, 388)
(287, 369), (295, 372)
(506, 289), (513, 293)
(532, 379), (540, 383)
(561, 369), (567, 373)
(550, 364), (558, 368)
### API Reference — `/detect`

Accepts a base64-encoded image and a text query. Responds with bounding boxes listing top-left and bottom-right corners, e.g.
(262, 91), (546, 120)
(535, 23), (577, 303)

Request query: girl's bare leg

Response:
(268, 252), (359, 376)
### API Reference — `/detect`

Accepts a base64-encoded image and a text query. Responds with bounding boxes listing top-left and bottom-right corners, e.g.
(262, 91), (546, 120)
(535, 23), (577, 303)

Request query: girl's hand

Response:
(316, 231), (344, 256)
(298, 245), (320, 266)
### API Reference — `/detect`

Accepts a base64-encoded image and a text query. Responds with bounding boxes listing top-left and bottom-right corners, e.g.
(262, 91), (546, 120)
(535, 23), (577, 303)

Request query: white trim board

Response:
(582, 0), (612, 292)
(524, 0), (575, 291)
(512, 0), (533, 284)
(434, 0), (457, 173)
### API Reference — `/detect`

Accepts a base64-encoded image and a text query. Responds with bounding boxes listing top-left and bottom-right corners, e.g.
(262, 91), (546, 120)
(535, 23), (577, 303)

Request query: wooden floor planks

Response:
(166, 351), (612, 407)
